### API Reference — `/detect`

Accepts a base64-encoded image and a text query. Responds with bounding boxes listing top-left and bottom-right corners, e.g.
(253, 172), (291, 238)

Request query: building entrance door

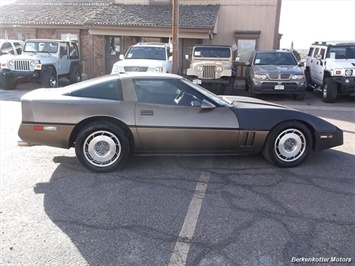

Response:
(105, 36), (121, 74)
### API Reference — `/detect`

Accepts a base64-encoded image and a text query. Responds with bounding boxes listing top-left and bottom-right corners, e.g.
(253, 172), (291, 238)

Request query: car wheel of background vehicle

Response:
(0, 75), (17, 90)
(224, 77), (235, 95)
(262, 121), (313, 168)
(293, 92), (305, 101)
(42, 68), (57, 88)
(244, 79), (250, 91)
(322, 78), (337, 103)
(69, 65), (81, 84)
(305, 70), (314, 91)
(75, 122), (130, 173)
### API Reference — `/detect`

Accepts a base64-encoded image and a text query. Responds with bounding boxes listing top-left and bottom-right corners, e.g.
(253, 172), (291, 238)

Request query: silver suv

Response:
(305, 41), (355, 102)
(111, 42), (172, 74)
(0, 39), (81, 90)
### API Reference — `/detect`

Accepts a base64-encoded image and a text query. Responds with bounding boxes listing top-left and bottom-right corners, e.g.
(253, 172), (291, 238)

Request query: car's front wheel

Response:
(263, 121), (313, 167)
(0, 74), (17, 90)
(322, 78), (337, 103)
(42, 68), (57, 88)
(75, 122), (130, 172)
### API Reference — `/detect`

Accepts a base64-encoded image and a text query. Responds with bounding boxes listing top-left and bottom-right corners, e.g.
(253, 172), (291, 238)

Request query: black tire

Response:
(244, 79), (250, 91)
(75, 122), (130, 173)
(293, 92), (305, 101)
(305, 70), (313, 91)
(224, 77), (235, 95)
(0, 74), (16, 90)
(322, 78), (337, 103)
(69, 64), (81, 84)
(41, 68), (57, 88)
(262, 121), (313, 168)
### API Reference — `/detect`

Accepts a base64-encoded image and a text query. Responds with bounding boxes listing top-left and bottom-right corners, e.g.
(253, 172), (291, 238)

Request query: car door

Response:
(313, 48), (326, 85)
(133, 78), (240, 152)
(58, 42), (70, 75)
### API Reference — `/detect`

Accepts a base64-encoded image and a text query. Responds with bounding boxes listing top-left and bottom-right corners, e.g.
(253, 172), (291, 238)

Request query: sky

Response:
(280, 0), (355, 49)
(1, 0), (354, 50)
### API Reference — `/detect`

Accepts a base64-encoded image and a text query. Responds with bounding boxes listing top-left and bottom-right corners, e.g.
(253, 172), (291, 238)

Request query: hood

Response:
(252, 65), (303, 75)
(8, 53), (54, 61)
(114, 59), (166, 67)
(220, 95), (291, 110)
(326, 58), (355, 68)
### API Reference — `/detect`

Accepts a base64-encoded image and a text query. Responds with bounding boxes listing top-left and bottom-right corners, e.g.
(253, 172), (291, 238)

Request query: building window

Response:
(234, 31), (261, 62)
(149, 0), (171, 4)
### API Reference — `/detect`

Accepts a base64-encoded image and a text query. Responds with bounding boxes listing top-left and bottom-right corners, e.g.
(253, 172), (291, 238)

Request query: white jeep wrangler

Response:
(0, 39), (81, 90)
(111, 42), (172, 74)
(305, 41), (355, 102)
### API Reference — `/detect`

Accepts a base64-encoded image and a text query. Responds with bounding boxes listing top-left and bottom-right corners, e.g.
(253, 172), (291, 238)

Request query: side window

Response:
(314, 48), (320, 57)
(14, 42), (23, 55)
(69, 43), (79, 59)
(60, 43), (68, 57)
(319, 48), (326, 59)
(308, 47), (314, 57)
(69, 80), (122, 100)
(134, 79), (202, 107)
(0, 42), (15, 55)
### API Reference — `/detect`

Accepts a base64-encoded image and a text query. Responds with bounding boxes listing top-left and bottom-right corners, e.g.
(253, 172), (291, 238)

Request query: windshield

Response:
(125, 46), (166, 60)
(327, 46), (355, 59)
(193, 47), (231, 58)
(24, 41), (58, 53)
(181, 78), (230, 106)
(253, 52), (298, 65)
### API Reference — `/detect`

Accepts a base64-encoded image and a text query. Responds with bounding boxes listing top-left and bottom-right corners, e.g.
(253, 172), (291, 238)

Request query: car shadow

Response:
(32, 149), (355, 265)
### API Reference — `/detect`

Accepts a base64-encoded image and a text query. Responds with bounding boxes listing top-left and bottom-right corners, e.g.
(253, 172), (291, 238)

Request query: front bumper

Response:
(334, 77), (355, 95)
(314, 126), (343, 152)
(1, 69), (40, 82)
(250, 82), (306, 95)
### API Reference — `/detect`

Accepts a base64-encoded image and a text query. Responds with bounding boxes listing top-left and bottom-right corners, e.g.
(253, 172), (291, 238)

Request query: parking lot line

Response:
(168, 171), (210, 266)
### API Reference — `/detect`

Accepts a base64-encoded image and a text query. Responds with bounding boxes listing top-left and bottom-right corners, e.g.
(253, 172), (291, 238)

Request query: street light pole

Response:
(172, 0), (179, 74)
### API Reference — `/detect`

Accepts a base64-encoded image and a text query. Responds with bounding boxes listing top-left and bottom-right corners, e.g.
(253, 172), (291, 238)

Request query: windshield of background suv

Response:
(125, 46), (166, 60)
(254, 52), (297, 66)
(193, 47), (231, 58)
(24, 41), (58, 53)
(327, 46), (355, 59)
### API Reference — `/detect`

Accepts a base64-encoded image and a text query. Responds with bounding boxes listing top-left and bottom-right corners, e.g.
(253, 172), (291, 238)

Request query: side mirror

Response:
(119, 54), (124, 60)
(168, 56), (172, 61)
(245, 62), (251, 66)
(185, 54), (189, 60)
(201, 99), (216, 109)
(298, 62), (304, 67)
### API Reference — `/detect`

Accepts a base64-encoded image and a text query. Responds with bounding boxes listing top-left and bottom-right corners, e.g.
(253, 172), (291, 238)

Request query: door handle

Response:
(141, 110), (154, 116)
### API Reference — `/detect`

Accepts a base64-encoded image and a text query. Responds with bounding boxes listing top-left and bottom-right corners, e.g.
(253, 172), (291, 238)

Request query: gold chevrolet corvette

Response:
(18, 73), (343, 172)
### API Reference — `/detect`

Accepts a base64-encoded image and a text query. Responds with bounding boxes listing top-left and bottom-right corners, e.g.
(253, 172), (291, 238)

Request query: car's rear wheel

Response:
(69, 65), (81, 84)
(263, 121), (313, 167)
(322, 78), (337, 103)
(75, 122), (130, 172)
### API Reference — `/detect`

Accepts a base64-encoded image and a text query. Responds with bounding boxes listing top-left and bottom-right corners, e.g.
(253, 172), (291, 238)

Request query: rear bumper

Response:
(18, 122), (74, 149)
